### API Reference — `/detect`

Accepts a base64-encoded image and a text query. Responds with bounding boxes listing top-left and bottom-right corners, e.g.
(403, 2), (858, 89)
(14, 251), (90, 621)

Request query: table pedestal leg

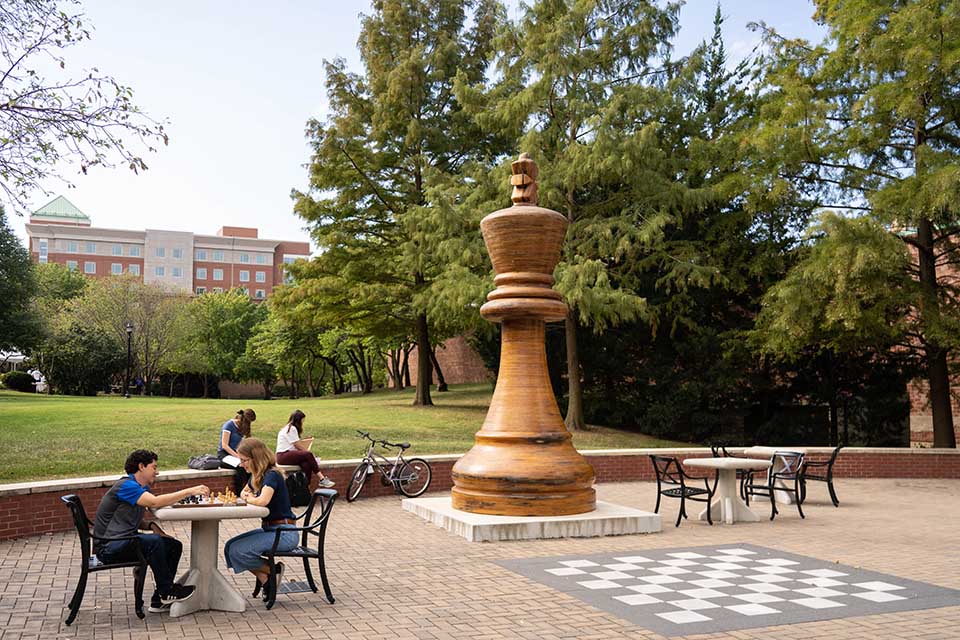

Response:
(169, 519), (247, 617)
(698, 469), (761, 524)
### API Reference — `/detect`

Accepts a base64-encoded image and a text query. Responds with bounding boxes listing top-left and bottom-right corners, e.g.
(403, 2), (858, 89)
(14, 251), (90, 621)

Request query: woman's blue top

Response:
(218, 419), (242, 456)
(256, 469), (295, 523)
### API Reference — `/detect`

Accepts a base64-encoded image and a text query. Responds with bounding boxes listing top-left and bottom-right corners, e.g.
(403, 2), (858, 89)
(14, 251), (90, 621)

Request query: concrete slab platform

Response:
(402, 497), (661, 542)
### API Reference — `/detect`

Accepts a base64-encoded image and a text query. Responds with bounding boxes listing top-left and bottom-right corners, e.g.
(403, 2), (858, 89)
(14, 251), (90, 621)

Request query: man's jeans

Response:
(98, 533), (182, 600)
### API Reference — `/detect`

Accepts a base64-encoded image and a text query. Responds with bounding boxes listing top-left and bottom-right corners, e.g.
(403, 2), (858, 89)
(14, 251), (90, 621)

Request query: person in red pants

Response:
(275, 409), (334, 493)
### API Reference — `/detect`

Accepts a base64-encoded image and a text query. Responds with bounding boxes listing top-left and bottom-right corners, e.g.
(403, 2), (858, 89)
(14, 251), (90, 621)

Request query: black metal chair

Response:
(710, 443), (751, 499)
(800, 446), (842, 507)
(60, 494), (147, 625)
(742, 451), (806, 520)
(260, 488), (337, 610)
(650, 455), (718, 527)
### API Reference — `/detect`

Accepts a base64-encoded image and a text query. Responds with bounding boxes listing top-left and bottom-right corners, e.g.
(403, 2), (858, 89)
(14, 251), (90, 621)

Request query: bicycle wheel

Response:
(397, 458), (432, 497)
(346, 462), (368, 502)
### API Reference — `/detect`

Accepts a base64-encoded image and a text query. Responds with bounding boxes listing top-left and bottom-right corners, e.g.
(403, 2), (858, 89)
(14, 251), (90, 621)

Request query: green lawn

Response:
(0, 384), (688, 482)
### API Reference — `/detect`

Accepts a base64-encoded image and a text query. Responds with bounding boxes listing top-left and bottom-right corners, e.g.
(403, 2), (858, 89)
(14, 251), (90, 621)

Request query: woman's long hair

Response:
(234, 408), (256, 438)
(237, 438), (274, 492)
(287, 409), (306, 437)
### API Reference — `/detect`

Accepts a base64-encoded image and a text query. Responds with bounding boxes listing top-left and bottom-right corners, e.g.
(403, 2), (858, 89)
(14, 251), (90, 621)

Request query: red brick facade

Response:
(397, 336), (492, 387)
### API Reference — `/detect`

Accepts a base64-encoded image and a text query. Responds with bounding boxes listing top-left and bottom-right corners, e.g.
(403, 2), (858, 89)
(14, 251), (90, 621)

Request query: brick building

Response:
(24, 196), (310, 299)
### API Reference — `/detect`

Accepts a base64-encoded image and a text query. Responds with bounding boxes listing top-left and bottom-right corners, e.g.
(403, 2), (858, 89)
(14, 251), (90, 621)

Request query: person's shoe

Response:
(264, 562), (285, 601)
(147, 601), (171, 614)
(160, 584), (196, 604)
(319, 477), (335, 488)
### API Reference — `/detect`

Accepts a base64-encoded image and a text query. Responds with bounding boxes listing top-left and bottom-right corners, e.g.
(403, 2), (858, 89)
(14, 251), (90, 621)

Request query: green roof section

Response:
(32, 195), (90, 222)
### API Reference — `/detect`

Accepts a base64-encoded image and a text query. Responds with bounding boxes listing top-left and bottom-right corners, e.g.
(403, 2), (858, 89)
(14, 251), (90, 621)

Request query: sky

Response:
(9, 0), (826, 250)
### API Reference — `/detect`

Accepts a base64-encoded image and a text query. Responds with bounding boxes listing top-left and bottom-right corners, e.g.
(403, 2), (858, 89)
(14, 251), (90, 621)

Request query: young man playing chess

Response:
(93, 449), (211, 613)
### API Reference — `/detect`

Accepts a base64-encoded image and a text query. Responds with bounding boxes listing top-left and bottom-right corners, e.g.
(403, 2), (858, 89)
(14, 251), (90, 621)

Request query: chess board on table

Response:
(498, 544), (960, 637)
(171, 497), (246, 508)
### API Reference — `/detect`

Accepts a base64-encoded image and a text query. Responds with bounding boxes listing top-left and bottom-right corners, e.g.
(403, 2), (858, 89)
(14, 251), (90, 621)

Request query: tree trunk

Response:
(917, 217), (957, 448)
(429, 344), (448, 391)
(413, 313), (433, 406)
(390, 348), (403, 389)
(169, 374), (176, 398)
(563, 311), (585, 431)
(262, 380), (271, 400)
(828, 397), (838, 448)
(202, 374), (209, 399)
(402, 345), (412, 388)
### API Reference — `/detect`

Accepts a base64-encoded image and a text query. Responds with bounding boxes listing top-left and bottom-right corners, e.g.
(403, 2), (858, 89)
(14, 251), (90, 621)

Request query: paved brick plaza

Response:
(1, 479), (958, 640)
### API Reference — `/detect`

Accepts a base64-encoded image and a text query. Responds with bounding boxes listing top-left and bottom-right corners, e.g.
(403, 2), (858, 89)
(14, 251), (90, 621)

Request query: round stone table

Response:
(684, 457), (772, 524)
(153, 504), (269, 617)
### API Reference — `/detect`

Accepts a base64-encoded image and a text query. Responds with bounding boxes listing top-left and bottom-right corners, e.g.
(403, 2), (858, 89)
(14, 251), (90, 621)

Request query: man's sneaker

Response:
(147, 601), (171, 614)
(160, 584), (196, 604)
(319, 477), (336, 488)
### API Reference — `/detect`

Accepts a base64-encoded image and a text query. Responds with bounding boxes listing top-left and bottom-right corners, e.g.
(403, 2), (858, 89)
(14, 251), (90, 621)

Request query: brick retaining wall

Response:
(1, 447), (957, 541)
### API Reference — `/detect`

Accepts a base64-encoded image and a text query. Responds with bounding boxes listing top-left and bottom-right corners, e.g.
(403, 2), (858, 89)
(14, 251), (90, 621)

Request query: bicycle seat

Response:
(398, 442), (410, 450)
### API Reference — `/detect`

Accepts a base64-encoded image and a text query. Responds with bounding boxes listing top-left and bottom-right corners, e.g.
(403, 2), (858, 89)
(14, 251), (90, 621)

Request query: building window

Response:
(112, 244), (123, 256)
(213, 287), (223, 293)
(155, 247), (165, 257)
(38, 239), (48, 264)
(255, 271), (266, 283)
(84, 261), (96, 274)
(67, 241), (79, 253)
(86, 242), (96, 254)
(212, 250), (224, 261)
(256, 254), (266, 264)
(239, 270), (249, 282)
(129, 264), (141, 276)
(196, 287), (206, 295)
(129, 246), (141, 257)
(196, 249), (207, 260)
(213, 268), (223, 281)
(111, 263), (123, 275)
(155, 266), (165, 276)
(255, 289), (265, 299)
(173, 248), (184, 259)
(239, 253), (250, 263)
(196, 268), (207, 280)
(172, 267), (183, 278)
(66, 260), (78, 271)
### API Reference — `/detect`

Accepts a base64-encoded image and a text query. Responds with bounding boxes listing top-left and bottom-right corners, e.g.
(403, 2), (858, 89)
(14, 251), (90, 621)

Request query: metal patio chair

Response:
(650, 455), (718, 527)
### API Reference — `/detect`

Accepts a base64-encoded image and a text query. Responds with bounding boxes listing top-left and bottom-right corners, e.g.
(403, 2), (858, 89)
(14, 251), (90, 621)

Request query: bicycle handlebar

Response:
(355, 430), (404, 450)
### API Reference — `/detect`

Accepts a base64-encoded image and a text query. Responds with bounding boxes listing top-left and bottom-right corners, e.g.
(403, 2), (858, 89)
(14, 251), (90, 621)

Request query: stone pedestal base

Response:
(403, 497), (660, 542)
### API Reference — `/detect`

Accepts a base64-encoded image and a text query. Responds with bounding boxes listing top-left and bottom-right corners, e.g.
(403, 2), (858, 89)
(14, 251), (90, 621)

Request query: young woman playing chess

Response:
(222, 438), (298, 597)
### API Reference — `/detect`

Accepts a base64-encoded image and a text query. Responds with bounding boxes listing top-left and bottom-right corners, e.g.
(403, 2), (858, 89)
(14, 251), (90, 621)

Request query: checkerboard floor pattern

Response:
(500, 543), (960, 637)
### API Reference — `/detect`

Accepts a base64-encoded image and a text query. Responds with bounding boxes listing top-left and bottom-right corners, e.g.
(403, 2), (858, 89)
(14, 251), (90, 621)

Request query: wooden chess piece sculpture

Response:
(450, 153), (596, 516)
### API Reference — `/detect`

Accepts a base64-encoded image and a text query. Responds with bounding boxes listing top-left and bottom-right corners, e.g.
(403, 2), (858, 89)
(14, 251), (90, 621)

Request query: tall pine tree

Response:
(292, 0), (506, 405)
(748, 0), (960, 447)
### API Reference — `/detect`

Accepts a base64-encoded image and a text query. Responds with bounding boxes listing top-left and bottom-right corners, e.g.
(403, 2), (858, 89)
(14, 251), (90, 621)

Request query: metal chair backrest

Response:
(299, 488), (337, 548)
(773, 451), (805, 477)
(650, 455), (685, 487)
(61, 495), (93, 565)
(827, 445), (843, 465)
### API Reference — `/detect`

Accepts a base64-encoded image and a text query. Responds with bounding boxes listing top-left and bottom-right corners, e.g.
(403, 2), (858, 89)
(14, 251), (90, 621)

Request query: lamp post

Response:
(124, 322), (134, 398)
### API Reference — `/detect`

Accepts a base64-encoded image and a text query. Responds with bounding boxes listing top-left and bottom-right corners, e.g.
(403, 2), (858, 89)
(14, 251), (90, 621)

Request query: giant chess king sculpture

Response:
(451, 153), (596, 516)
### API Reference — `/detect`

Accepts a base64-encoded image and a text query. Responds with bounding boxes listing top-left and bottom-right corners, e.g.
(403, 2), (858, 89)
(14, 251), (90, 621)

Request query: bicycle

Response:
(346, 430), (432, 502)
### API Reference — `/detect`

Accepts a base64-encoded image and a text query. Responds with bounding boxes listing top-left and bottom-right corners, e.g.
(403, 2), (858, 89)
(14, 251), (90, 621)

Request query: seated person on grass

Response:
(94, 449), (210, 613)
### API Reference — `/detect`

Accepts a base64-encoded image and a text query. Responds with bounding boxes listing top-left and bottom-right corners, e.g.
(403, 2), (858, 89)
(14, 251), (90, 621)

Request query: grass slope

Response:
(0, 384), (686, 482)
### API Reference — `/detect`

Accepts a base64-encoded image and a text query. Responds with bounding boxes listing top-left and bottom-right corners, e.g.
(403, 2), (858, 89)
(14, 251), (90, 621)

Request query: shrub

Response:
(1, 370), (35, 392)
